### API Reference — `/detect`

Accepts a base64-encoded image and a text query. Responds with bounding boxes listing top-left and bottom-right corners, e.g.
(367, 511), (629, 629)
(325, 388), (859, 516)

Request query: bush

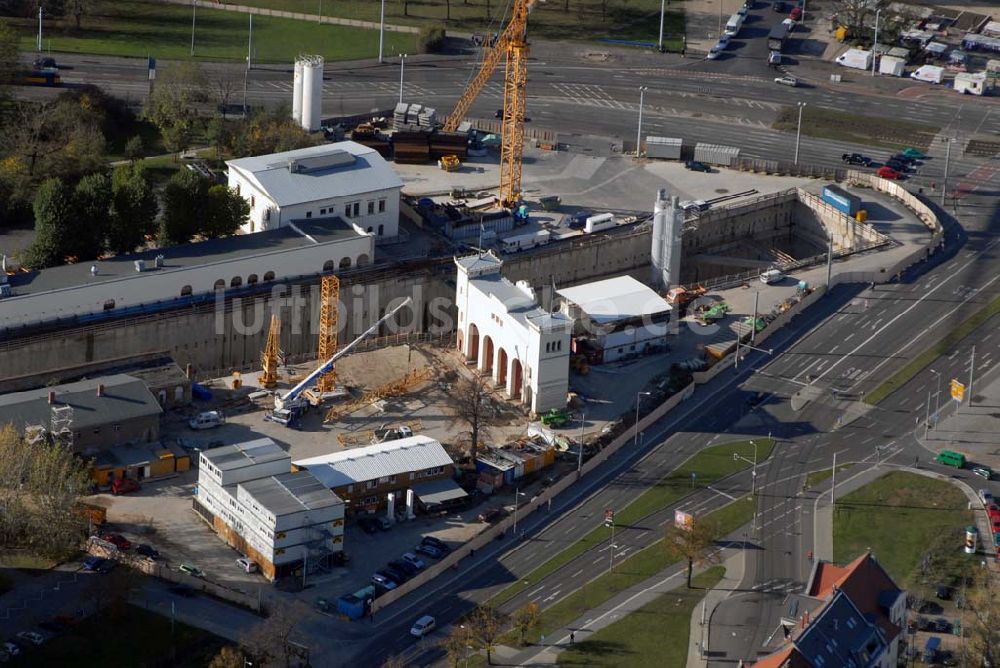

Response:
(418, 26), (447, 54)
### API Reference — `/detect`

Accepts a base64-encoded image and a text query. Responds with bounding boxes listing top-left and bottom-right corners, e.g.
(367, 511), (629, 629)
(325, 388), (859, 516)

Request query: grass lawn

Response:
(511, 495), (755, 646)
(865, 296), (1000, 405)
(772, 106), (939, 151)
(557, 566), (725, 667)
(493, 439), (774, 607)
(15, 0), (414, 62)
(16, 604), (227, 667)
(0, 550), (61, 571)
(238, 0), (686, 45)
(804, 463), (853, 490)
(833, 471), (972, 588)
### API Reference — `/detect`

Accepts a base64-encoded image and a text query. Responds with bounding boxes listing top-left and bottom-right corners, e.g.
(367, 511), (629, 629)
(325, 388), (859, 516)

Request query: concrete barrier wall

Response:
(795, 189), (890, 250)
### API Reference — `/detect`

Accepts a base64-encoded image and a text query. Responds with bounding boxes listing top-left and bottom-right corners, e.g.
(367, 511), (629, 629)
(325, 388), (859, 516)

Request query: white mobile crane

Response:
(267, 297), (412, 427)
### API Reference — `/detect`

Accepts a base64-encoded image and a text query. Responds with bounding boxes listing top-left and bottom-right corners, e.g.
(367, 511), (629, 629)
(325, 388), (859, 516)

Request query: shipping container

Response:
(878, 55), (906, 76)
(821, 184), (861, 216)
(645, 136), (683, 160)
(693, 143), (740, 167)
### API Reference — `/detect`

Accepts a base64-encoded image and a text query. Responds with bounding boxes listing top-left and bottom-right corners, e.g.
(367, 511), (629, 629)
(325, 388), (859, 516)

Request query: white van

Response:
(760, 269), (785, 284)
(725, 13), (743, 37)
(189, 410), (225, 430)
(410, 615), (436, 637)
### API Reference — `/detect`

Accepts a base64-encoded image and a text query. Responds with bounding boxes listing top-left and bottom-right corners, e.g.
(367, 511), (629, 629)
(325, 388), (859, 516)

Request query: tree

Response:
(241, 600), (308, 668)
(159, 169), (210, 245)
(0, 20), (19, 88)
(441, 625), (474, 667)
(25, 177), (76, 268)
(208, 646), (246, 668)
(73, 171), (111, 260)
(212, 66), (241, 119)
(663, 516), (721, 589)
(830, 0), (888, 33)
(107, 163), (157, 254)
(510, 602), (540, 646)
(203, 184), (249, 238)
(962, 570), (1000, 667)
(205, 117), (228, 159)
(123, 135), (144, 162)
(466, 605), (506, 665)
(66, 0), (90, 29)
(0, 423), (92, 559)
(144, 61), (207, 154)
(455, 373), (491, 465)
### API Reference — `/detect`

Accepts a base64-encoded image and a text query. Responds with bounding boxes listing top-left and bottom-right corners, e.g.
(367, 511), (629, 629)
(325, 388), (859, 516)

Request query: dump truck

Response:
(666, 285), (707, 317)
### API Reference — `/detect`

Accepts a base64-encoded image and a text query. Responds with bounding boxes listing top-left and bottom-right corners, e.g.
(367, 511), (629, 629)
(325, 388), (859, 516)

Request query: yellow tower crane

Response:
(442, 0), (536, 208)
(260, 314), (281, 389)
(316, 274), (340, 393)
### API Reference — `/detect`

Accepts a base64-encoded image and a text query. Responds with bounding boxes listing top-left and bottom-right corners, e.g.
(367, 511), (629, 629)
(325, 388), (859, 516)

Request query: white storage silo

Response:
(292, 58), (305, 125)
(651, 190), (683, 290)
(300, 55), (324, 132)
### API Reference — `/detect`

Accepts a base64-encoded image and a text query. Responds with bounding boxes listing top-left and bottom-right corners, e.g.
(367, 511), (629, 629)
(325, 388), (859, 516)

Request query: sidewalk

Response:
(686, 550), (746, 668)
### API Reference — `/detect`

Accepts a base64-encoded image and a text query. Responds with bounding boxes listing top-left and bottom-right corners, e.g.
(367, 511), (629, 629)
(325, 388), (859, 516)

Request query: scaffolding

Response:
(50, 404), (74, 448)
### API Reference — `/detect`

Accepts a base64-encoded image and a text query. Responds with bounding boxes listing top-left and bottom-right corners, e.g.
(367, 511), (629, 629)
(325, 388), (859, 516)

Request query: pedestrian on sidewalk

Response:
(570, 632), (575, 645)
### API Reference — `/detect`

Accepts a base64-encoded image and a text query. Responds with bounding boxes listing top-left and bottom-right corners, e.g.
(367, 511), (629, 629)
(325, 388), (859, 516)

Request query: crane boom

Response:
(443, 0), (535, 207)
(275, 297), (413, 410)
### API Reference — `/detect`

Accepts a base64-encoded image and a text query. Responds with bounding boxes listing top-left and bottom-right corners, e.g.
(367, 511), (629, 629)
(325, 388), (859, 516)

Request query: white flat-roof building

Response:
(558, 275), (672, 364)
(226, 141), (403, 237)
(455, 253), (572, 414)
(195, 438), (344, 582)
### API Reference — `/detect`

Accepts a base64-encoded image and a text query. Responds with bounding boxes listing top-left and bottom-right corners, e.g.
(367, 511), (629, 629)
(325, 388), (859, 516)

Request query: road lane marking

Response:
(708, 486), (737, 501)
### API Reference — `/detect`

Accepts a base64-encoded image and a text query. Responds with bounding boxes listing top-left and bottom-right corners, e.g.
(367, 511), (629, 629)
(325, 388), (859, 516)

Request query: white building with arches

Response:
(455, 253), (572, 414)
(226, 141), (403, 237)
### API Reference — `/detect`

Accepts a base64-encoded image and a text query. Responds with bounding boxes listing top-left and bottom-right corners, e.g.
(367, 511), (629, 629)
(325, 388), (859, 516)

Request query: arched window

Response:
(103, 299), (115, 311)
(356, 254), (370, 267)
(180, 285), (192, 297)
(263, 271), (275, 281)
(366, 226), (373, 233)
(323, 260), (334, 272)
(231, 276), (243, 288)
(214, 279), (225, 291)
(339, 257), (352, 270)
(247, 274), (258, 285)
(378, 224), (384, 236)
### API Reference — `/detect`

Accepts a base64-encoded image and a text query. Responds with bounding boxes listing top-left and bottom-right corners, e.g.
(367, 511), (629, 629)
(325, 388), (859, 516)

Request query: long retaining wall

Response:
(371, 175), (945, 615)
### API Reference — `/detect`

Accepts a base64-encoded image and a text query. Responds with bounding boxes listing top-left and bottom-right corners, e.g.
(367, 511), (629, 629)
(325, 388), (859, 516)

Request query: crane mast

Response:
(443, 0), (534, 208)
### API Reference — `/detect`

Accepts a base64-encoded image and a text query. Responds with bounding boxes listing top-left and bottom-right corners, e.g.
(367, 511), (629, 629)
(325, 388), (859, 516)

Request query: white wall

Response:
(200, 451), (290, 487)
(601, 322), (669, 362)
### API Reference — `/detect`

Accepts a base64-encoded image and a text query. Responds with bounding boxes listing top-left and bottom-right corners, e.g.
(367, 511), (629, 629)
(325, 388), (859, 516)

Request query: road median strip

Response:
(491, 439), (773, 608)
(864, 292), (1000, 405)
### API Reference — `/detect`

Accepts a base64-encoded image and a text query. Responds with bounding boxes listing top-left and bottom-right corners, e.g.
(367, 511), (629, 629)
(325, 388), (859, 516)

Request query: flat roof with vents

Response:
(202, 438), (289, 472)
(293, 435), (455, 489)
(241, 470), (342, 517)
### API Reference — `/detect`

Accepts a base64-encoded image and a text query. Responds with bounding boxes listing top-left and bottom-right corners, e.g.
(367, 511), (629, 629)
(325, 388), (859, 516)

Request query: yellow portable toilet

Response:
(836, 26), (848, 42)
(855, 209), (868, 222)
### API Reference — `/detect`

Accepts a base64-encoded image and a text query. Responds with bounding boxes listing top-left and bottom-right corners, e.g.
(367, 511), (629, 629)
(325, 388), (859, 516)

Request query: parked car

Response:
(890, 153), (919, 165)
(16, 632), (43, 646)
(973, 466), (993, 479)
(95, 558), (116, 575)
(876, 166), (902, 179)
(111, 478), (140, 495)
(377, 517), (393, 531)
(679, 200), (709, 213)
(421, 536), (450, 552)
(774, 75), (798, 87)
(772, 0), (785, 11)
(179, 563), (205, 578)
(410, 615), (436, 638)
(415, 543), (445, 559)
(768, 51), (782, 66)
(935, 584), (952, 600)
(401, 552), (426, 570)
(718, 33), (732, 48)
(136, 544), (160, 560)
(901, 147), (926, 159)
(707, 44), (723, 60)
(685, 160), (711, 172)
(375, 568), (404, 585)
(478, 507), (506, 523)
(382, 565), (409, 584)
(371, 573), (398, 590)
(2, 643), (18, 658)
(189, 410), (225, 430)
(236, 557), (259, 573)
(934, 618), (952, 633)
(390, 559), (419, 577)
(979, 489), (994, 505)
(885, 159), (913, 173)
(99, 533), (131, 551)
(567, 210), (591, 230)
(842, 153), (871, 165)
(82, 555), (103, 571)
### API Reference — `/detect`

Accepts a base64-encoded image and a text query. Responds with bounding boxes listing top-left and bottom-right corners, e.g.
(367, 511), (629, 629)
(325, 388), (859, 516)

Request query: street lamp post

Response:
(190, 0), (197, 57)
(577, 410), (586, 473)
(634, 391), (651, 447)
(871, 9), (880, 77)
(37, 6), (42, 52)
(930, 369), (942, 426)
(378, 0), (386, 63)
(794, 102), (806, 165)
(512, 487), (526, 535)
(733, 441), (758, 498)
(398, 54), (407, 104)
(657, 0), (667, 52)
(636, 86), (648, 158)
(941, 139), (953, 206)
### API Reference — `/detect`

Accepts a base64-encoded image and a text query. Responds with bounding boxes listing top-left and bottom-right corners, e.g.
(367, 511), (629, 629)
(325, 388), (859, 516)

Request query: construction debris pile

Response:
(475, 435), (556, 491)
(393, 103), (438, 131)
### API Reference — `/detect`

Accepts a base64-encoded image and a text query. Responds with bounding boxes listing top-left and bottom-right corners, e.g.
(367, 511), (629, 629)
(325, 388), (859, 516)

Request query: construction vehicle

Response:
(694, 301), (730, 326)
(270, 297), (412, 426)
(442, 0), (537, 208)
(666, 285), (706, 317)
(438, 155), (461, 171)
(540, 408), (571, 428)
(260, 314), (281, 389)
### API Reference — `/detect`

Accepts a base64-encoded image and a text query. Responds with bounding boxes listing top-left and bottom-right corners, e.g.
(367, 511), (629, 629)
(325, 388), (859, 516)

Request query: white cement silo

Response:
(292, 58), (305, 125)
(300, 55), (324, 132)
(651, 190), (684, 290)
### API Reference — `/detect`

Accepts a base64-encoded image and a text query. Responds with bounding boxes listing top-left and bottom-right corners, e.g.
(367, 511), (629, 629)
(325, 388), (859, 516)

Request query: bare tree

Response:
(466, 604), (507, 665)
(454, 373), (492, 464)
(511, 602), (540, 646)
(830, 0), (888, 32)
(212, 66), (241, 119)
(66, 0), (91, 29)
(662, 516), (720, 589)
(242, 600), (308, 668)
(441, 625), (473, 667)
(963, 570), (1000, 667)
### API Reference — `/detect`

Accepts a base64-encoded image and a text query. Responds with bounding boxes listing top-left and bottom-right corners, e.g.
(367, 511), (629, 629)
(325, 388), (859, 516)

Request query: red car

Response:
(100, 533), (131, 551)
(111, 478), (140, 495)
(876, 166), (901, 180)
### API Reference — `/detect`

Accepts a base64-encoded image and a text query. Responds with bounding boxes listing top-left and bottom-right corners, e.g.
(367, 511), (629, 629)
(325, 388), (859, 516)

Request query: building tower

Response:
(650, 188), (684, 290)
